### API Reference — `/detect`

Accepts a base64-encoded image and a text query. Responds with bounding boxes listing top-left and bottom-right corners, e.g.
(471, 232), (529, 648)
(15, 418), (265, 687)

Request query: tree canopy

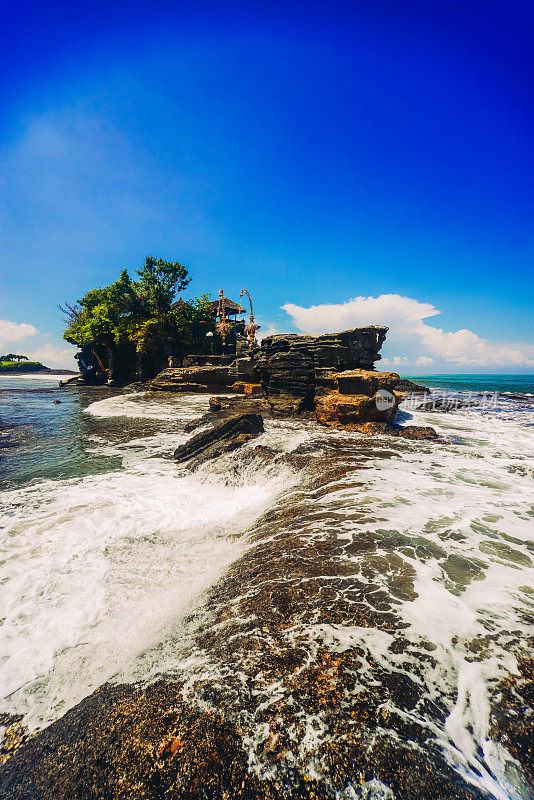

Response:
(62, 256), (211, 363)
(0, 354), (29, 362)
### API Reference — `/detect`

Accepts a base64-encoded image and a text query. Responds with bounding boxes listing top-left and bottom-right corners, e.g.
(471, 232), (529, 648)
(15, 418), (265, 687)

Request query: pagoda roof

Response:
(171, 298), (189, 309)
(209, 297), (245, 315)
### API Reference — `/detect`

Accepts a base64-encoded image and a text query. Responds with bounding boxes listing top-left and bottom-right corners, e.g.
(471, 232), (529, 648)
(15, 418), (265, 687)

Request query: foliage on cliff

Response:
(62, 256), (212, 358)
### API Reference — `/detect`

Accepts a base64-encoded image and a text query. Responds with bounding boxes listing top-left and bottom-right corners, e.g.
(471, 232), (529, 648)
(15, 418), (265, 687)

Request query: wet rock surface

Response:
(354, 421), (439, 440)
(0, 679), (485, 800)
(149, 365), (234, 392)
(122, 382), (148, 394)
(174, 413), (265, 469)
(489, 647), (534, 790)
(0, 434), (497, 800)
(2, 380), (530, 799)
(148, 359), (258, 393)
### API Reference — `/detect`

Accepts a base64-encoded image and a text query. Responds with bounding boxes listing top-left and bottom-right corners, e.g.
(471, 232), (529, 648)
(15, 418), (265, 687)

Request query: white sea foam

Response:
(0, 393), (300, 729)
(2, 386), (532, 797)
(303, 396), (534, 800)
(85, 390), (213, 422)
(0, 374), (72, 381)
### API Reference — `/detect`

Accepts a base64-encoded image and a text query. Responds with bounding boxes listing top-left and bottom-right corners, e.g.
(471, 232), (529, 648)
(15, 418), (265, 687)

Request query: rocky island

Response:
(145, 327), (437, 441)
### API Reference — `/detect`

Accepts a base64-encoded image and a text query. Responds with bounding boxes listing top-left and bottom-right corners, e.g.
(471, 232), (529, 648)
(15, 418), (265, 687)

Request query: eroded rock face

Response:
(149, 365), (232, 392)
(230, 382), (265, 395)
(314, 368), (401, 429)
(254, 328), (388, 413)
(315, 393), (394, 427)
(174, 413), (264, 469)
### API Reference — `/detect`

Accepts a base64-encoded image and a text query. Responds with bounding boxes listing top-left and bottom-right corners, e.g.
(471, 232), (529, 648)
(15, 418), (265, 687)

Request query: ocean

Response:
(1, 373), (533, 799)
(405, 374), (534, 396)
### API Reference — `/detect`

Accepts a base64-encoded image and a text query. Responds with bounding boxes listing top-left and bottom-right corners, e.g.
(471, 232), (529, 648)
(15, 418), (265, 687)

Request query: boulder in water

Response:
(314, 369), (401, 429)
(122, 382), (147, 394)
(355, 421), (439, 440)
(174, 413), (264, 469)
(396, 378), (431, 394)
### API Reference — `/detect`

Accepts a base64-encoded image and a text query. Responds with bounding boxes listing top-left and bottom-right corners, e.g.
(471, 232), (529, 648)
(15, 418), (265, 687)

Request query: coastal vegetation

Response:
(0, 357), (45, 373)
(61, 256), (212, 380)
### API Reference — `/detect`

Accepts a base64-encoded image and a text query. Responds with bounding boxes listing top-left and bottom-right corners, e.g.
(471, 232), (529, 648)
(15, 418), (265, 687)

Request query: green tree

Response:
(62, 256), (209, 381)
(1, 353), (28, 362)
(136, 256), (190, 315)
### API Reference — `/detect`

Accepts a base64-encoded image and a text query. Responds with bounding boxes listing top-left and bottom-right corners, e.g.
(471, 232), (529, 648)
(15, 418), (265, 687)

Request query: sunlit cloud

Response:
(282, 294), (534, 369)
(0, 320), (76, 368)
(0, 320), (39, 350)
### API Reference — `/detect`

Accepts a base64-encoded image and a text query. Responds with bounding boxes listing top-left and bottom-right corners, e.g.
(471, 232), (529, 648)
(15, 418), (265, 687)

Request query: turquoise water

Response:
(403, 373), (534, 394)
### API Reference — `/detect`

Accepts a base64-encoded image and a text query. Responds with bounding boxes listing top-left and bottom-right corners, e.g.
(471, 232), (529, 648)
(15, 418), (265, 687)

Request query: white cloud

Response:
(415, 356), (435, 366)
(0, 319), (39, 350)
(0, 320), (77, 368)
(281, 294), (534, 370)
(26, 343), (77, 370)
(256, 322), (283, 342)
(381, 356), (410, 366)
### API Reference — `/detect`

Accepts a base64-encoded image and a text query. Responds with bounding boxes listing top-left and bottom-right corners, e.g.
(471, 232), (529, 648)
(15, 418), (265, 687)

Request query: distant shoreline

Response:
(0, 368), (78, 376)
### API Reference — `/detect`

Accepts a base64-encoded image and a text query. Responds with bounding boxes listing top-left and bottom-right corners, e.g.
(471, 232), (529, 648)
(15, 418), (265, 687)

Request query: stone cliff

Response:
(253, 326), (388, 413)
(142, 326), (435, 433)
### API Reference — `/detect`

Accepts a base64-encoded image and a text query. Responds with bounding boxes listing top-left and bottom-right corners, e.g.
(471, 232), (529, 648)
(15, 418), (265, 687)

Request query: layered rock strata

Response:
(148, 358), (259, 393)
(314, 368), (401, 429)
(253, 327), (388, 413)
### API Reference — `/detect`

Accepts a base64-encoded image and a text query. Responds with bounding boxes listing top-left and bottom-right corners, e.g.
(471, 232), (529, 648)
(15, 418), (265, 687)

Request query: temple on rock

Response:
(71, 289), (259, 386)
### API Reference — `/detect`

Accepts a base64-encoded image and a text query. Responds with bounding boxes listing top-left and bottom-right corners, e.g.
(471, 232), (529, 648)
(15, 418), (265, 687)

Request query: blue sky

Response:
(1, 0), (533, 371)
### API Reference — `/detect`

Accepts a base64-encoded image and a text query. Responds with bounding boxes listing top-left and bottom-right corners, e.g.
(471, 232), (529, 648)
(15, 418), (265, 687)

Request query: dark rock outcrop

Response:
(122, 382), (147, 394)
(253, 327), (388, 413)
(148, 357), (258, 393)
(354, 421), (439, 440)
(149, 365), (232, 392)
(174, 413), (264, 469)
(396, 378), (431, 394)
(208, 396), (271, 415)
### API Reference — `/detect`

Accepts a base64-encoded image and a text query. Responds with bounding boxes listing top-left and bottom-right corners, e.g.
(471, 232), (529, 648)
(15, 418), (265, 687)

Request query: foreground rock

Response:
(0, 679), (484, 800)
(1, 435), (494, 800)
(315, 368), (401, 429)
(174, 413), (264, 469)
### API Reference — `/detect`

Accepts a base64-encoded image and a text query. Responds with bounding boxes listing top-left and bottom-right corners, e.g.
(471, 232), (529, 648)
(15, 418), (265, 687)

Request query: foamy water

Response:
(1, 384), (532, 799)
(0, 392), (300, 728)
(286, 395), (534, 799)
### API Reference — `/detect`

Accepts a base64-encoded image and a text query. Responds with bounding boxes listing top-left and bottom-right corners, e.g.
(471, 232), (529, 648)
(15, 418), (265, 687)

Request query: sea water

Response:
(0, 374), (533, 798)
